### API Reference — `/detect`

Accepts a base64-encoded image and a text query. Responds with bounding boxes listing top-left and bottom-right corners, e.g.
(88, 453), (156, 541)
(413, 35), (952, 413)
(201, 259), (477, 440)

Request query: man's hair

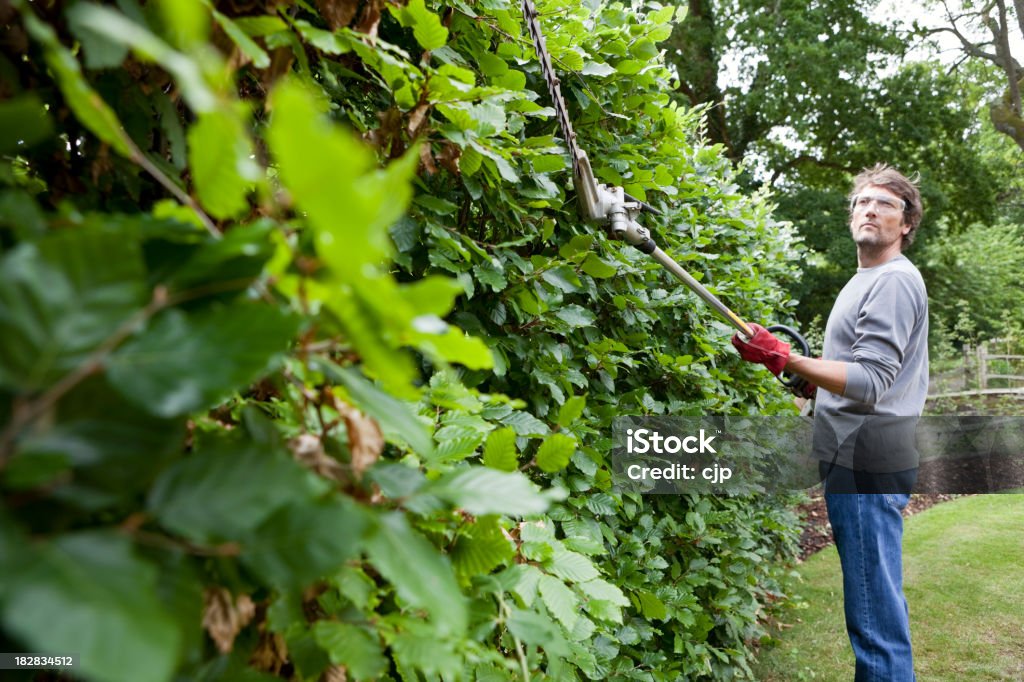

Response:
(849, 163), (923, 249)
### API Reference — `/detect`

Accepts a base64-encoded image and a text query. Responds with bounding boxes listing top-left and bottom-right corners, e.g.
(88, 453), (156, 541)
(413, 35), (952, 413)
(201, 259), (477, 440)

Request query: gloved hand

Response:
(731, 323), (790, 376)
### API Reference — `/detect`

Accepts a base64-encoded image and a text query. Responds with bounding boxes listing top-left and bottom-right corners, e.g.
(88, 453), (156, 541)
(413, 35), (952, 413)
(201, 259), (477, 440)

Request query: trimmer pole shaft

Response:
(647, 247), (754, 338)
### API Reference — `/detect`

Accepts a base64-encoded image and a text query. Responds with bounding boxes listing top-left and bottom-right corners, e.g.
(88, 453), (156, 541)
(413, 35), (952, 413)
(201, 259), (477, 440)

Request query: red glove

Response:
(731, 323), (790, 376)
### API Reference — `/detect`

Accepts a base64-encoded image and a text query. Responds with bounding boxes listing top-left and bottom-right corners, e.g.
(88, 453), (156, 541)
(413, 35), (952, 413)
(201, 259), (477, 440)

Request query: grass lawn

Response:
(753, 495), (1024, 681)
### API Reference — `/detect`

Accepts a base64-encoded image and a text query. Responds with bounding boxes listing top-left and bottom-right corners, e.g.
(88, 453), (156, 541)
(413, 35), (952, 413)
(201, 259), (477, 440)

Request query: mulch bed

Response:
(795, 492), (962, 560)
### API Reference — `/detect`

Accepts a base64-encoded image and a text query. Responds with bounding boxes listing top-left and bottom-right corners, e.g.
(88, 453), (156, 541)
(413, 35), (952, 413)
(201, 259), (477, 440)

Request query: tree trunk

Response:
(990, 85), (1024, 151)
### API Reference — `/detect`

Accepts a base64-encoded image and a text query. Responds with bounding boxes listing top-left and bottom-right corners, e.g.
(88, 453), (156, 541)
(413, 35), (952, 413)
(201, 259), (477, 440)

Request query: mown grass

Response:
(753, 495), (1024, 681)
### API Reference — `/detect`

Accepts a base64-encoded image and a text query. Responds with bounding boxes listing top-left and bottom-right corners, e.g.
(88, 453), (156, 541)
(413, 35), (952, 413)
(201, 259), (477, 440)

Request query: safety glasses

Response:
(849, 193), (907, 213)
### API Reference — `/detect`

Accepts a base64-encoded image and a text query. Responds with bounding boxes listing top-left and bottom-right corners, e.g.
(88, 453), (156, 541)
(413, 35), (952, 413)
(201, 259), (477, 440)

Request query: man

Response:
(732, 163), (928, 682)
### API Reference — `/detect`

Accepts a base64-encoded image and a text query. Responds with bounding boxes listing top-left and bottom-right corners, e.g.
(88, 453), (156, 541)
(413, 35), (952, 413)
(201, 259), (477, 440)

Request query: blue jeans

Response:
(822, 464), (917, 682)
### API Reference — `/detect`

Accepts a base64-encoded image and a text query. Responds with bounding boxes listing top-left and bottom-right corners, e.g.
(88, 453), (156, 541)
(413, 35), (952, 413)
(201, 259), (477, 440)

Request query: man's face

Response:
(848, 184), (910, 250)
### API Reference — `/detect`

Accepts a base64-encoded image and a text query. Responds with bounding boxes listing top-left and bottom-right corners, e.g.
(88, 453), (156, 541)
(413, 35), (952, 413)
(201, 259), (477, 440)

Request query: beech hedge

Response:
(0, 0), (806, 679)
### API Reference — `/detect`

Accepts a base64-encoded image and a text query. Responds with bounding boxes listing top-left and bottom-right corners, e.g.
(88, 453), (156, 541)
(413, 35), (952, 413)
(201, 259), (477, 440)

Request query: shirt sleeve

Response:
(842, 272), (926, 404)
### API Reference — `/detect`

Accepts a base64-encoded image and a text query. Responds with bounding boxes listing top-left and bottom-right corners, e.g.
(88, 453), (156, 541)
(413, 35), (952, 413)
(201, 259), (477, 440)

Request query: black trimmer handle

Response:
(767, 324), (811, 392)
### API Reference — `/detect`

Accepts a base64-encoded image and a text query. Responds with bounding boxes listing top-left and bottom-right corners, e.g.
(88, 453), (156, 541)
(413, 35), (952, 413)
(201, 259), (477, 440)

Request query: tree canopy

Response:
(667, 0), (1023, 336)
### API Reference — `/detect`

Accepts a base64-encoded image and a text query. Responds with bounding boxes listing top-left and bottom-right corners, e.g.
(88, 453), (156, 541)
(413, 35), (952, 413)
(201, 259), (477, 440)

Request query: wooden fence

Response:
(929, 339), (1024, 399)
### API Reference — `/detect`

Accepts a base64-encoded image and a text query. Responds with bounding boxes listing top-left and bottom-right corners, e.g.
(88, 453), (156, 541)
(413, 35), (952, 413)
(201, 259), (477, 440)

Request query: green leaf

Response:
(65, 3), (216, 113)
(11, 375), (184, 508)
(459, 144), (483, 175)
(584, 492), (617, 515)
(400, 275), (464, 316)
(496, 564), (542, 607)
(158, 0), (209, 48)
(558, 234), (595, 260)
(433, 433), (484, 461)
(107, 304), (300, 417)
(541, 265), (582, 292)
(0, 227), (146, 391)
(391, 629), (462, 677)
(505, 608), (569, 657)
(364, 512), (468, 636)
(414, 195), (459, 215)
(408, 323), (494, 369)
(578, 578), (629, 606)
(320, 362), (434, 457)
(66, 4), (130, 68)
(420, 467), (551, 516)
(243, 496), (367, 589)
(580, 253), (617, 278)
(501, 410), (550, 436)
(482, 426), (518, 471)
(648, 5), (677, 23)
(233, 16), (288, 36)
(312, 622), (387, 681)
(294, 20), (350, 54)
(581, 61), (617, 77)
(404, 0), (448, 50)
(559, 49), (584, 72)
(535, 433), (576, 473)
(366, 462), (426, 499)
(553, 304), (596, 328)
(187, 109), (260, 219)
(584, 598), (623, 624)
(615, 59), (644, 75)
(0, 189), (47, 240)
(555, 395), (586, 427)
(638, 591), (668, 620)
(0, 94), (53, 153)
(19, 6), (132, 156)
(538, 573), (579, 631)
(451, 515), (514, 577)
(546, 547), (599, 583)
(268, 78), (413, 276)
(532, 154), (566, 173)
(148, 436), (325, 543)
(212, 9), (270, 67)
(1, 532), (180, 682)
(164, 221), (275, 295)
(481, 148), (518, 182)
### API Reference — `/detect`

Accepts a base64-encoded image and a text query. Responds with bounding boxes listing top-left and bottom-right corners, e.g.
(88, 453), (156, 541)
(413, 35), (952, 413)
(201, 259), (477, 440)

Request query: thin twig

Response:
(126, 137), (221, 238)
(496, 592), (530, 681)
(0, 288), (171, 468)
(129, 528), (242, 557)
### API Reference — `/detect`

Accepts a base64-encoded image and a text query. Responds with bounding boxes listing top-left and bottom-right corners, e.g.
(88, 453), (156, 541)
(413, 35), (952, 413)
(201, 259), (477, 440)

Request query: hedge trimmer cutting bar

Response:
(520, 0), (817, 393)
(519, 0), (755, 339)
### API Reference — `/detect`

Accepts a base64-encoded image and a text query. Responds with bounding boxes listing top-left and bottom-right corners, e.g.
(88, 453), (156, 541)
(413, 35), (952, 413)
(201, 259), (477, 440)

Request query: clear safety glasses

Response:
(849, 193), (907, 213)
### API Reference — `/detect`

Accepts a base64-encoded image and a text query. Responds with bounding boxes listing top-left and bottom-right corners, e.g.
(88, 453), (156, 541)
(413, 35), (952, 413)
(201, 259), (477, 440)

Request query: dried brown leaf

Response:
(407, 101), (430, 137)
(340, 405), (383, 479)
(356, 0), (382, 37)
(202, 588), (256, 654)
(316, 0), (360, 29)
(322, 665), (349, 682)
(249, 632), (288, 674)
(419, 143), (438, 175)
(263, 47), (295, 91)
(289, 433), (345, 481)
(437, 142), (461, 175)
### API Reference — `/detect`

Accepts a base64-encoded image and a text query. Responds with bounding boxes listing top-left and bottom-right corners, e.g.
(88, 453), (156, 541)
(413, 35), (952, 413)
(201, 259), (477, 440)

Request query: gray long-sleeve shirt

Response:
(812, 254), (929, 471)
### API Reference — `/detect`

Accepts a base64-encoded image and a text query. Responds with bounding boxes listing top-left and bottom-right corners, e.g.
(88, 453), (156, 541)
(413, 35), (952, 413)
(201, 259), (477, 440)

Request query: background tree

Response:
(920, 0), (1024, 150)
(666, 0), (1021, 338)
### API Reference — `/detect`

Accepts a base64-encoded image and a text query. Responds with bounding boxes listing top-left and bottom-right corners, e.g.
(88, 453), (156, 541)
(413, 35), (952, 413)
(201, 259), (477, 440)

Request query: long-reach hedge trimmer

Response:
(520, 0), (811, 395)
